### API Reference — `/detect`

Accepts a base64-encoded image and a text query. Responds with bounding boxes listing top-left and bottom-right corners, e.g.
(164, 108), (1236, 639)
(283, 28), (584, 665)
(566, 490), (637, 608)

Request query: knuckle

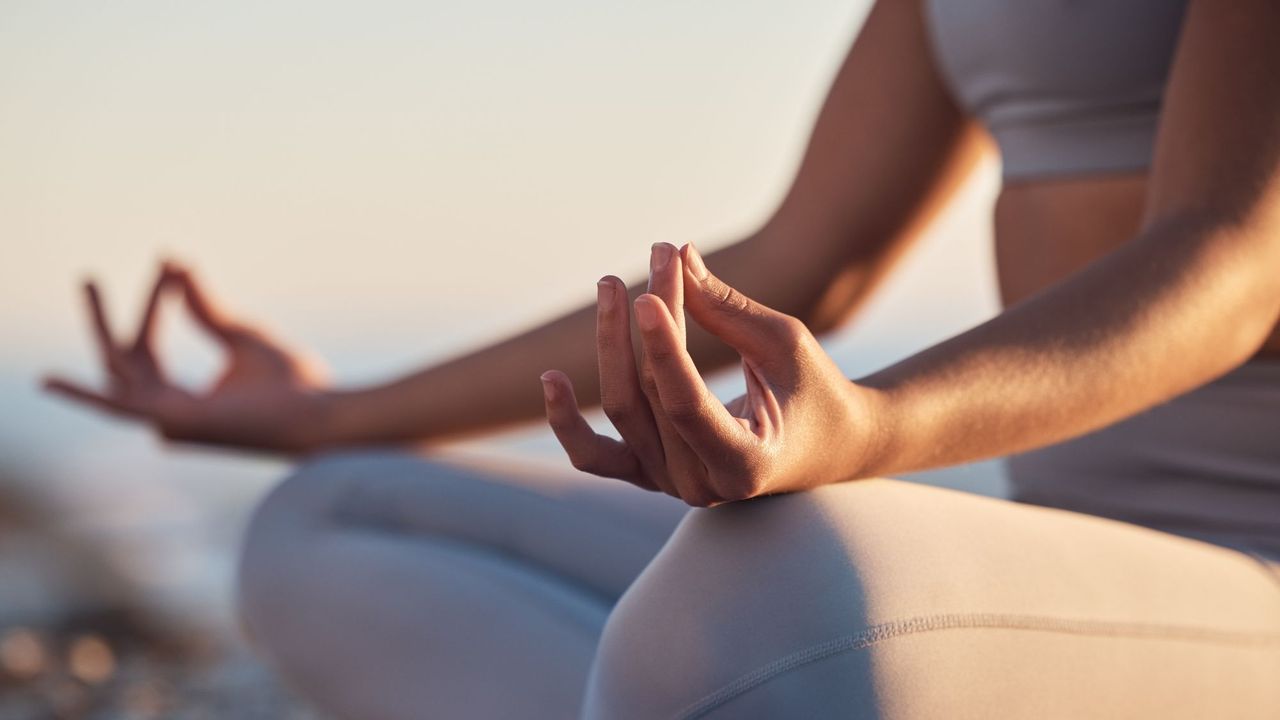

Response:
(739, 476), (768, 501)
(568, 451), (599, 474)
(722, 483), (759, 503)
(639, 372), (661, 401)
(645, 341), (678, 365)
(709, 478), (749, 503)
(661, 396), (703, 422)
(158, 425), (184, 442)
(680, 488), (716, 508)
(599, 398), (634, 423)
(594, 320), (624, 345)
(710, 465), (767, 502)
(713, 284), (752, 318)
(772, 314), (809, 344)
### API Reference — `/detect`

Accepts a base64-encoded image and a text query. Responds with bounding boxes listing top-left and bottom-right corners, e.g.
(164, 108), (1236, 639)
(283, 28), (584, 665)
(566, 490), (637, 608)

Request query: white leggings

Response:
(237, 451), (1280, 719)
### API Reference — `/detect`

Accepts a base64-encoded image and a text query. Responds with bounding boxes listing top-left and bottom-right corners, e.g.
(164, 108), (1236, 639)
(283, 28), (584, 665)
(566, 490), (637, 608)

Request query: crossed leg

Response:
(237, 450), (686, 720)
(238, 453), (1280, 720)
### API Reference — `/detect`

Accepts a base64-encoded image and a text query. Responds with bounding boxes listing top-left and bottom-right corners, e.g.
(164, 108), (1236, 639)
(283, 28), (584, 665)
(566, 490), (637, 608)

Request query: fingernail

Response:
(597, 278), (615, 311)
(684, 243), (708, 281)
(650, 243), (674, 272)
(539, 372), (557, 401)
(634, 297), (660, 330)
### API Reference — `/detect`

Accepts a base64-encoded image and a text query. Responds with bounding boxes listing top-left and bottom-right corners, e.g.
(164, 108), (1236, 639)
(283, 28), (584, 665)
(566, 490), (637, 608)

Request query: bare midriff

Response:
(994, 173), (1280, 359)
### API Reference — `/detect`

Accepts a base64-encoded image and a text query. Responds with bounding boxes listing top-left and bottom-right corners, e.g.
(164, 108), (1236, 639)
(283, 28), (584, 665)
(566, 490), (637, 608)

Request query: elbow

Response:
(1223, 292), (1280, 368)
(1185, 214), (1280, 372)
(794, 255), (897, 336)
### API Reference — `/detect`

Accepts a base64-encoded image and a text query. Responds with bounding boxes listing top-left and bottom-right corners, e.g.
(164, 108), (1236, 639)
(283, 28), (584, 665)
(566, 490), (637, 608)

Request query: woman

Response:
(47, 0), (1280, 717)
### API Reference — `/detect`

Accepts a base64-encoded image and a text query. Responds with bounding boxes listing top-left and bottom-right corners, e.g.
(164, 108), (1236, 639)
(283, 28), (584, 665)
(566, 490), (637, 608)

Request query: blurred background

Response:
(1, 0), (1001, 715)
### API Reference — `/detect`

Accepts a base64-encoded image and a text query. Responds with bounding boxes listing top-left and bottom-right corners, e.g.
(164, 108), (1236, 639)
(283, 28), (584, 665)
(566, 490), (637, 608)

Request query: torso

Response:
(994, 176), (1280, 359)
(920, 0), (1278, 359)
(929, 0), (1280, 561)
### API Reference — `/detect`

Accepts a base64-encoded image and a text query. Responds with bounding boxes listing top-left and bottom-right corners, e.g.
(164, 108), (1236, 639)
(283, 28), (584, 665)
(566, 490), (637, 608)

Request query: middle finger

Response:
(640, 243), (707, 499)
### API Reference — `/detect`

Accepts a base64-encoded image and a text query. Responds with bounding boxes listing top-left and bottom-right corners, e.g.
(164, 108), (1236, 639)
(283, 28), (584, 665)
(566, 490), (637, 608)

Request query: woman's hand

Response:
(541, 243), (885, 507)
(43, 262), (333, 453)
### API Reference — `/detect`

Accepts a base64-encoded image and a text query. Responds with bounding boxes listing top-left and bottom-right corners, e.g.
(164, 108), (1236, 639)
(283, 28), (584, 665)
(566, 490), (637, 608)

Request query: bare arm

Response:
(857, 0), (1280, 477)
(313, 0), (983, 449)
(47, 0), (983, 453)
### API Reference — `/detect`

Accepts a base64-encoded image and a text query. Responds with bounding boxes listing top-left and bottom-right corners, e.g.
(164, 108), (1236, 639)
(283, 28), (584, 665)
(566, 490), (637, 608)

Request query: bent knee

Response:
(584, 480), (984, 719)
(236, 450), (410, 643)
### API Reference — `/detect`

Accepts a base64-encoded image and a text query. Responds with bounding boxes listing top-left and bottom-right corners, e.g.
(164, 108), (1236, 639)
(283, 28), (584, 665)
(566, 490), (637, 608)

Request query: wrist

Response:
(293, 387), (358, 453)
(846, 381), (899, 479)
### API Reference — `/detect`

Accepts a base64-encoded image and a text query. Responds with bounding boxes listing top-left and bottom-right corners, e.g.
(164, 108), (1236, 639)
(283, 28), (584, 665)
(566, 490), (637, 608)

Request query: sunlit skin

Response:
(541, 243), (879, 506)
(45, 0), (1280, 507)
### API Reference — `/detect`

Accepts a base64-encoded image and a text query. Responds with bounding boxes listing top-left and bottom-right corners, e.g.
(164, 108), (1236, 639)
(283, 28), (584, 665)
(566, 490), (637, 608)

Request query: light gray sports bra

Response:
(925, 0), (1189, 180)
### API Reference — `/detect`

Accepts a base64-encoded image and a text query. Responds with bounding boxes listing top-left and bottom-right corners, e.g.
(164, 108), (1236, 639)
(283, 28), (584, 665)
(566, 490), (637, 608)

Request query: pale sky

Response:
(2, 0), (997, 372)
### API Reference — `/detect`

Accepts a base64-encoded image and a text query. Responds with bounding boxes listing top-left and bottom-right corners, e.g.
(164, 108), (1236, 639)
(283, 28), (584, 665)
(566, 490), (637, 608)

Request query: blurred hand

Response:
(541, 243), (882, 507)
(44, 262), (332, 453)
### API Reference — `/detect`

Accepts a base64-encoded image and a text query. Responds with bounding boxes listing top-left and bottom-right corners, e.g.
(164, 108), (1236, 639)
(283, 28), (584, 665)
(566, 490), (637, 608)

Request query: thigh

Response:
(586, 479), (1280, 720)
(250, 449), (689, 601)
(237, 450), (689, 719)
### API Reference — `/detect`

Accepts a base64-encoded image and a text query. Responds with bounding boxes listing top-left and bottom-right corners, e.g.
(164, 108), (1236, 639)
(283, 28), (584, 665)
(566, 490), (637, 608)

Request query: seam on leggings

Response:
(675, 612), (1280, 720)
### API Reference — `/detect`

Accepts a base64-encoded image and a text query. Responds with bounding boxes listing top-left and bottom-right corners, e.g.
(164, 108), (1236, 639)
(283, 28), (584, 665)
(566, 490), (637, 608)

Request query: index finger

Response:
(171, 266), (236, 341)
(632, 294), (752, 463)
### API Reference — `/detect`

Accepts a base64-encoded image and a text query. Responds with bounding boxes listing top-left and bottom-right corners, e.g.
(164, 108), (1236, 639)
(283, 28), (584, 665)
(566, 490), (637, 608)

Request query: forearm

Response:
(300, 0), (992, 452)
(311, 238), (766, 447)
(856, 212), (1280, 478)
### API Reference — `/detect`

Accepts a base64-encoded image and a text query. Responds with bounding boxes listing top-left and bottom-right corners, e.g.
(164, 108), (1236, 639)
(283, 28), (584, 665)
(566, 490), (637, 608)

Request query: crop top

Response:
(924, 0), (1190, 180)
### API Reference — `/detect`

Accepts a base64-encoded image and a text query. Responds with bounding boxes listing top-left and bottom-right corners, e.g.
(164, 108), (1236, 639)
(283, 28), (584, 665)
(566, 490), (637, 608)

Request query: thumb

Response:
(680, 243), (807, 362)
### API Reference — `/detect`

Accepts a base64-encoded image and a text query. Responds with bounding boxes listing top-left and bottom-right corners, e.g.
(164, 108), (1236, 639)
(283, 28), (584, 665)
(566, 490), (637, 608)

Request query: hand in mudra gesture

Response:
(44, 263), (330, 452)
(541, 243), (881, 507)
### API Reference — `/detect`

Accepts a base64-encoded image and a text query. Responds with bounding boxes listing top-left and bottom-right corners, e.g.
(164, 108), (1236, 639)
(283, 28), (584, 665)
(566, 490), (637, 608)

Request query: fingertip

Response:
(596, 276), (621, 313)
(634, 292), (661, 308)
(540, 370), (571, 402)
(649, 242), (679, 274)
(41, 376), (87, 400)
(636, 293), (675, 315)
(681, 242), (708, 281)
(83, 281), (107, 313)
(633, 294), (665, 331)
(41, 378), (78, 400)
(540, 369), (568, 384)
